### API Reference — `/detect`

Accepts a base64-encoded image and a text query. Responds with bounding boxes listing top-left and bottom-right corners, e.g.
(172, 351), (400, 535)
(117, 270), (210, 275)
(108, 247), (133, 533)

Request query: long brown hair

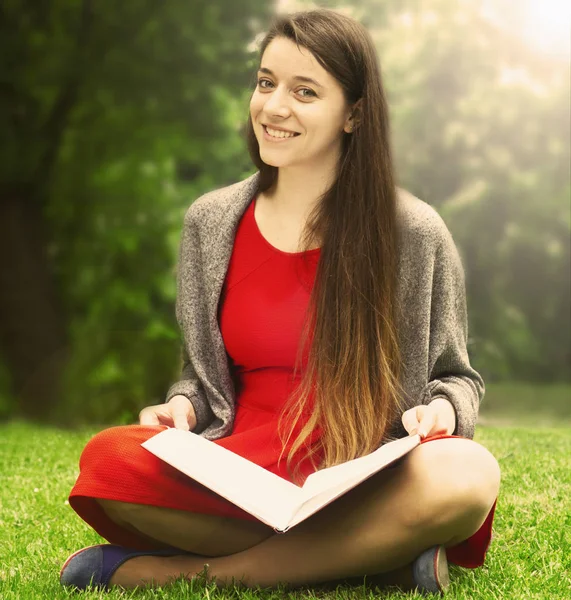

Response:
(244, 8), (405, 482)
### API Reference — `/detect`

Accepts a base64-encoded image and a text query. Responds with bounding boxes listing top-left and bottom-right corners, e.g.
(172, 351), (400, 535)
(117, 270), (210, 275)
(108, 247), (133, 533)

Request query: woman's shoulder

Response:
(396, 186), (453, 250)
(183, 173), (259, 225)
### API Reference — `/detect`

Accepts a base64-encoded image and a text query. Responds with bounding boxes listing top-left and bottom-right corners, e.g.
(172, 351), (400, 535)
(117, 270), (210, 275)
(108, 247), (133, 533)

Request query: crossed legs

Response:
(96, 437), (500, 589)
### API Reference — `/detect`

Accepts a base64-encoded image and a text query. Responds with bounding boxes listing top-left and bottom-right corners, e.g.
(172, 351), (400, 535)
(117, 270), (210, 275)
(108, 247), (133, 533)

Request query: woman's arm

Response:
(417, 225), (485, 439)
(164, 203), (215, 434)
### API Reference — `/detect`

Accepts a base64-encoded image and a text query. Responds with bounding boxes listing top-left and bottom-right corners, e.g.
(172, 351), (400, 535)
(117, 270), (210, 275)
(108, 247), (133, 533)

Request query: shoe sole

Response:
(433, 546), (450, 592)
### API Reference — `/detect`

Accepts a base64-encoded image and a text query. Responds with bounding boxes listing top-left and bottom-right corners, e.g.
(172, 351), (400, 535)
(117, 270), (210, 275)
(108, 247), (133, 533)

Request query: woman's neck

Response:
(265, 166), (336, 219)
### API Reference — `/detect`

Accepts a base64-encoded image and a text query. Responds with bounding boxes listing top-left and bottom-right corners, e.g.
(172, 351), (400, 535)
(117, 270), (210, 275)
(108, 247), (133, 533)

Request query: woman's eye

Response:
(257, 79), (316, 98)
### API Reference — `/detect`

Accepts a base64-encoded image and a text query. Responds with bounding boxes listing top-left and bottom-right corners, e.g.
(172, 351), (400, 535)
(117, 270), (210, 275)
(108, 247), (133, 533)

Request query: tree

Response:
(0, 1), (274, 421)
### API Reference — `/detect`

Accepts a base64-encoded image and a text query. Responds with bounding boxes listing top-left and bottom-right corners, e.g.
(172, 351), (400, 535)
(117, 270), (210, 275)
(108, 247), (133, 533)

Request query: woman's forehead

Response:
(261, 38), (326, 81)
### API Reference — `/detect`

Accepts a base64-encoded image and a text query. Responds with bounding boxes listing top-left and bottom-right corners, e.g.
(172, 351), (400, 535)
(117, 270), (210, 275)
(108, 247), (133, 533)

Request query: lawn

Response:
(0, 419), (570, 600)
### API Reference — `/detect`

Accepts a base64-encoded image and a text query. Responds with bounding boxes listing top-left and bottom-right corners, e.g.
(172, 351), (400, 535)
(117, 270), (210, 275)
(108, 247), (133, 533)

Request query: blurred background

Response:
(0, 0), (569, 428)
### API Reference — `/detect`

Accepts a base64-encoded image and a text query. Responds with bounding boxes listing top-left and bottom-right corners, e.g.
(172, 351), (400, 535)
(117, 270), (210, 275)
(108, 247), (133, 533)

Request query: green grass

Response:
(1, 420), (570, 599)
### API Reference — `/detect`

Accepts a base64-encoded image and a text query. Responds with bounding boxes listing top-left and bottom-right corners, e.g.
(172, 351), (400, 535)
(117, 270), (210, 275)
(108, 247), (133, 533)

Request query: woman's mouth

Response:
(263, 125), (301, 141)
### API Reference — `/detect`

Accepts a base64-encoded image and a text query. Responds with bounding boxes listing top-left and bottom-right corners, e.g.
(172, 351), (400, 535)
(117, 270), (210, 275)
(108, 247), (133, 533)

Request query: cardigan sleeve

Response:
(164, 344), (214, 434)
(418, 225), (485, 439)
(163, 204), (215, 434)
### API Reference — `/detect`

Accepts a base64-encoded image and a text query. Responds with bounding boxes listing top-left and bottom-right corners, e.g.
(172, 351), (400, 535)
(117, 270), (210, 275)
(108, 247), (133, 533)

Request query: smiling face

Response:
(250, 36), (354, 170)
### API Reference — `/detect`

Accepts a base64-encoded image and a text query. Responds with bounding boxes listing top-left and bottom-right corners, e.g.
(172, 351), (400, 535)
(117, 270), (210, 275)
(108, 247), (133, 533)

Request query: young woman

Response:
(60, 8), (500, 595)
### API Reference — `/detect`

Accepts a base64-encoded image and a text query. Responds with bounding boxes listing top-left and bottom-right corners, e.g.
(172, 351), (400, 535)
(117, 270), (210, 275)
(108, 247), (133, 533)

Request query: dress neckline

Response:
(250, 197), (321, 257)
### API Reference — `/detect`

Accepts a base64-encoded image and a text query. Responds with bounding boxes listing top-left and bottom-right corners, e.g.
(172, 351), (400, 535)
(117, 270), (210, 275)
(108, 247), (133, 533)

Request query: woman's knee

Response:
(403, 438), (501, 527)
(81, 423), (160, 454)
(78, 424), (163, 475)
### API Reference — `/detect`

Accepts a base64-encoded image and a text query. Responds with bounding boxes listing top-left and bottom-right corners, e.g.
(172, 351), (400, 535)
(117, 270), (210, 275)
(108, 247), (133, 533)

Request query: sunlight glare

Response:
(525, 0), (570, 54)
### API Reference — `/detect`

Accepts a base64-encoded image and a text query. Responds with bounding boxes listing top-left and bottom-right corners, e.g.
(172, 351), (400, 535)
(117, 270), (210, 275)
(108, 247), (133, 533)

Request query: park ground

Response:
(0, 383), (570, 599)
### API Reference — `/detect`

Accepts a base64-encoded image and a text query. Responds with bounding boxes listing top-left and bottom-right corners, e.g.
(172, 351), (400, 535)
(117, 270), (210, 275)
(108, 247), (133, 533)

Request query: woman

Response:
(60, 8), (500, 595)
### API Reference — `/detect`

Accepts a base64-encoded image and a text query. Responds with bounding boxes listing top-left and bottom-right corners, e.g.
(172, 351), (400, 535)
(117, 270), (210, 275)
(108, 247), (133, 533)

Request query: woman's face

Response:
(250, 36), (353, 169)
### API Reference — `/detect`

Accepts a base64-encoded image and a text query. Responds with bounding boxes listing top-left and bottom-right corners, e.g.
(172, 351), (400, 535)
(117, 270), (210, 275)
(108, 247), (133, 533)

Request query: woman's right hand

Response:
(139, 395), (197, 431)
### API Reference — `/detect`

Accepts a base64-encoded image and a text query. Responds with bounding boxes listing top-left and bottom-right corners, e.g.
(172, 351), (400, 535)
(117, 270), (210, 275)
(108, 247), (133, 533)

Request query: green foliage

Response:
(365, 0), (570, 382)
(0, 0), (569, 422)
(1, 1), (274, 422)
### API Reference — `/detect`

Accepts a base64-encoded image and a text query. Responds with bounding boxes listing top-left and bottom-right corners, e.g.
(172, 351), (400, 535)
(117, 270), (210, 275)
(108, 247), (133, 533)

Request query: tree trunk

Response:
(0, 190), (69, 420)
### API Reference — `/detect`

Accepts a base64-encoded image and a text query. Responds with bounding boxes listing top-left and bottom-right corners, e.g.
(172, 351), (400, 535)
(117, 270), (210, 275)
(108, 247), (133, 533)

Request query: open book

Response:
(142, 428), (420, 533)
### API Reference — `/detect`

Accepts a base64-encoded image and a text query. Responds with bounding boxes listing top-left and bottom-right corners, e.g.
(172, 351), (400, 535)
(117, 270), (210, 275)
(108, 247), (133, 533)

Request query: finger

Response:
(401, 410), (416, 434)
(425, 413), (451, 437)
(169, 397), (191, 431)
(417, 407), (436, 438)
(401, 408), (418, 434)
(402, 405), (425, 435)
(186, 403), (198, 431)
(139, 406), (161, 426)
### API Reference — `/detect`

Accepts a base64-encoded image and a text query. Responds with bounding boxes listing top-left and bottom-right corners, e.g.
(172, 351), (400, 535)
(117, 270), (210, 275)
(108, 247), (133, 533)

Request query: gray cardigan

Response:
(165, 171), (484, 441)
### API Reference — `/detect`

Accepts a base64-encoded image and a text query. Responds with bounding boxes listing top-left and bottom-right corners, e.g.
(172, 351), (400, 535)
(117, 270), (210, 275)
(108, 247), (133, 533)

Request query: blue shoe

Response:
(59, 544), (186, 590)
(412, 545), (450, 595)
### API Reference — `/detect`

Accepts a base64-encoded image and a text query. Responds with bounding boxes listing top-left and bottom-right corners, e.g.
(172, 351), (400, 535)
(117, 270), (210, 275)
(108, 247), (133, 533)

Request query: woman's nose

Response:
(263, 85), (292, 116)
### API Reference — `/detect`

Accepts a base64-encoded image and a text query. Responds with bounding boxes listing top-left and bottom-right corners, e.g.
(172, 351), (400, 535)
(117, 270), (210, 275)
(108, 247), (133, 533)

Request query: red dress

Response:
(69, 196), (496, 570)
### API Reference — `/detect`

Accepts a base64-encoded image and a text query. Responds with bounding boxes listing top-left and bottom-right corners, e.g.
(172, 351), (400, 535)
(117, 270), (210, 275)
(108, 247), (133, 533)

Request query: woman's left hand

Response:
(401, 397), (456, 439)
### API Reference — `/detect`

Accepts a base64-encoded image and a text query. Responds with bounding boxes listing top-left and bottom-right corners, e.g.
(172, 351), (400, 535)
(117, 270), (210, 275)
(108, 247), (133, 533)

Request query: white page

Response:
(300, 435), (420, 503)
(141, 428), (303, 530)
(282, 435), (420, 530)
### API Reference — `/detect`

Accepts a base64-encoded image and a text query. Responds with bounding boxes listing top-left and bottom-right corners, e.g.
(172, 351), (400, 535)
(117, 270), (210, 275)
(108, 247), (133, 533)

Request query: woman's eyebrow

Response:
(257, 67), (324, 89)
